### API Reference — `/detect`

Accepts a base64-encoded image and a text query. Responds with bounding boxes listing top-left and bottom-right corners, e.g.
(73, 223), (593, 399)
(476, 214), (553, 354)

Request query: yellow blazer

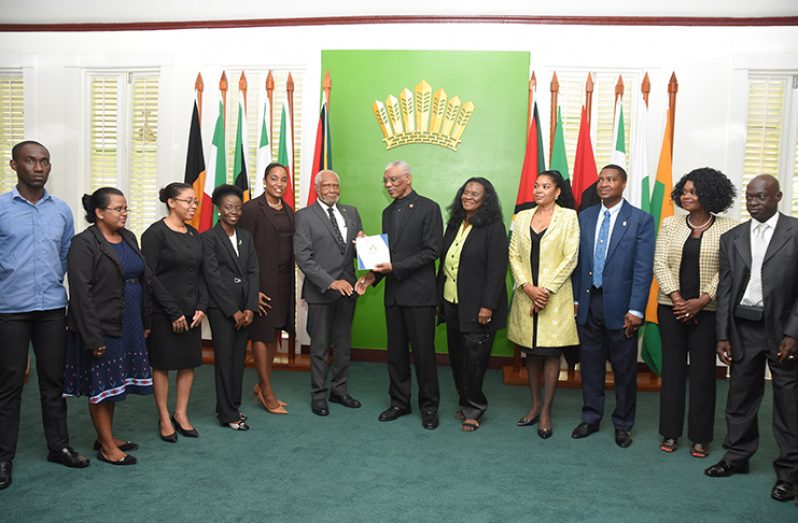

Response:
(653, 215), (738, 311)
(507, 205), (580, 349)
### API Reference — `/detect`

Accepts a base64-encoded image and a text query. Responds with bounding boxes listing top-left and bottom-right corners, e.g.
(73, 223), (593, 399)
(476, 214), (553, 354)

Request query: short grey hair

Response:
(384, 160), (412, 176)
(314, 169), (340, 190)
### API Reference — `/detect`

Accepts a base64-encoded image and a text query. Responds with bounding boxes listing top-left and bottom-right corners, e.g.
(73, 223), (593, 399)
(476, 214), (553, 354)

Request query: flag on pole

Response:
(233, 96), (250, 202)
(513, 100), (546, 214)
(549, 105), (570, 181)
(277, 95), (295, 210)
(253, 91), (271, 199)
(307, 89), (332, 206)
(201, 99), (227, 231)
(641, 108), (675, 375)
(571, 105), (599, 211)
(629, 96), (649, 210)
(610, 97), (627, 169)
(184, 97), (206, 231)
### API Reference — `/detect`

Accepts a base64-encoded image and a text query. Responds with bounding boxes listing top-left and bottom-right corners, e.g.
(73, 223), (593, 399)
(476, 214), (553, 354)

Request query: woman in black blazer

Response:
(63, 188), (179, 465)
(437, 177), (508, 431)
(202, 185), (260, 431)
(142, 182), (208, 442)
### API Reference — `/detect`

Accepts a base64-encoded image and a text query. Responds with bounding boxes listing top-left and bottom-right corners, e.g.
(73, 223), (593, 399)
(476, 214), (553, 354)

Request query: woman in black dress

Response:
(239, 162), (294, 414)
(202, 185), (259, 431)
(64, 188), (176, 465)
(437, 178), (508, 432)
(142, 183), (208, 441)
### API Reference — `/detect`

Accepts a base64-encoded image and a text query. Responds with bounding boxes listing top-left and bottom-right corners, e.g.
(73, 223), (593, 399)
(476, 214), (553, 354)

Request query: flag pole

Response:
(266, 70), (275, 158)
(668, 72), (678, 158)
(642, 72), (650, 108)
(550, 72), (559, 159)
(195, 73), (204, 123)
(527, 72), (535, 127)
(614, 75), (624, 114)
(239, 71), (248, 113)
(585, 73), (594, 128)
(220, 71), (228, 136)
(286, 71), (297, 366)
(323, 69), (331, 112)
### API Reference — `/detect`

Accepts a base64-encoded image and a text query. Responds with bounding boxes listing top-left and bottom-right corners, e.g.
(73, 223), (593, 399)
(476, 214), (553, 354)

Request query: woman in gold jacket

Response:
(653, 167), (737, 458)
(508, 170), (580, 439)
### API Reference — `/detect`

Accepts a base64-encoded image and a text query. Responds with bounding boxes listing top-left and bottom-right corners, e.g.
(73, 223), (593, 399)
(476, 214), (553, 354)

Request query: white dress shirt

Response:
(740, 212), (779, 307)
(319, 201), (348, 241)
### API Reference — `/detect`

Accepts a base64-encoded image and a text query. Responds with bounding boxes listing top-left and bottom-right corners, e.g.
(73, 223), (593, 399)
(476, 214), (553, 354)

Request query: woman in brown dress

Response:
(239, 162), (294, 414)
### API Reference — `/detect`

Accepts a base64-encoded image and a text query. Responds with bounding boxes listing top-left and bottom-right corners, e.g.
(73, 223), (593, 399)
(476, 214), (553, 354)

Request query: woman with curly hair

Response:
(507, 170), (579, 439)
(653, 167), (737, 458)
(437, 177), (508, 432)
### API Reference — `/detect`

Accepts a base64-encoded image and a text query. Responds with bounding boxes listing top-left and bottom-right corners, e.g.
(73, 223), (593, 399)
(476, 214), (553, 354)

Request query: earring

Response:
(556, 195), (559, 201)
(216, 212), (221, 216)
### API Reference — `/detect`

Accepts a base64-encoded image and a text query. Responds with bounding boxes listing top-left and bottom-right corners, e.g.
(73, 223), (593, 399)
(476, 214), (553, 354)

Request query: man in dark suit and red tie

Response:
(294, 170), (364, 417)
(705, 174), (798, 506)
(356, 160), (443, 430)
(571, 164), (655, 448)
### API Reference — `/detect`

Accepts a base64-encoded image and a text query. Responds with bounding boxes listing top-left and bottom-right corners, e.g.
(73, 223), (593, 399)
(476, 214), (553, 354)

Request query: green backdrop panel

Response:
(321, 50), (529, 356)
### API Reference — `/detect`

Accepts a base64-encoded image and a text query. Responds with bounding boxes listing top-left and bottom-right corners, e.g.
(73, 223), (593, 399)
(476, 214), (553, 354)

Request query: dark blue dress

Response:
(63, 240), (153, 403)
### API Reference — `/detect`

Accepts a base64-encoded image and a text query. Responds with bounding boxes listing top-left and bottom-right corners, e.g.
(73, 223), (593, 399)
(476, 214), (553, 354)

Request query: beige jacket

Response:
(507, 205), (580, 348)
(653, 215), (738, 310)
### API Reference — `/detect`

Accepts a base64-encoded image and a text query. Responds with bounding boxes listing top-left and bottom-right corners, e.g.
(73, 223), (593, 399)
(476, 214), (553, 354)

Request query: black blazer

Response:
(201, 223), (260, 316)
(376, 191), (443, 307)
(141, 219), (208, 318)
(66, 226), (181, 351)
(716, 213), (798, 360)
(436, 219), (509, 332)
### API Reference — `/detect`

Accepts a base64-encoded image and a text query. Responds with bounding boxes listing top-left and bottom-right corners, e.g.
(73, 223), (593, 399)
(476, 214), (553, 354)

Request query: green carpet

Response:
(5, 360), (795, 522)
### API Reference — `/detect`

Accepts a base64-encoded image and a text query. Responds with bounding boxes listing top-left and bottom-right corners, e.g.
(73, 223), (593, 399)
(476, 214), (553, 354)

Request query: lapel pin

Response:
(409, 204), (414, 208)
(622, 221), (627, 227)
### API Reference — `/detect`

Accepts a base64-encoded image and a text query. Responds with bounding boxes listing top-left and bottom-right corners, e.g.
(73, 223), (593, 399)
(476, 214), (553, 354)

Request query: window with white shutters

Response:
(87, 71), (159, 237)
(742, 74), (798, 219)
(0, 71), (24, 194)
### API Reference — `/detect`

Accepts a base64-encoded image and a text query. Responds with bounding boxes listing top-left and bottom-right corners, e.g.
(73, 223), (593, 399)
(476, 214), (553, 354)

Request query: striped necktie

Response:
(592, 210), (611, 288)
(745, 223), (768, 305)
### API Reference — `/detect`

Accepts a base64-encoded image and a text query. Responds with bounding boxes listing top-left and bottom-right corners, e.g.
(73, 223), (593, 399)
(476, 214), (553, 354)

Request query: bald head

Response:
(746, 174), (782, 223)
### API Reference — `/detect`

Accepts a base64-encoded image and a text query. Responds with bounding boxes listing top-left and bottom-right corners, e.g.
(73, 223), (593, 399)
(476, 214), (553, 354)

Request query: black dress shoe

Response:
(615, 429), (633, 448)
(538, 427), (553, 439)
(704, 460), (750, 477)
(421, 409), (439, 430)
(171, 414), (199, 438)
(94, 439), (138, 452)
(329, 394), (362, 409)
(96, 451), (137, 466)
(771, 480), (797, 502)
(46, 447), (90, 468)
(0, 461), (11, 490)
(516, 414), (540, 427)
(311, 400), (330, 417)
(571, 422), (599, 439)
(378, 406), (411, 422)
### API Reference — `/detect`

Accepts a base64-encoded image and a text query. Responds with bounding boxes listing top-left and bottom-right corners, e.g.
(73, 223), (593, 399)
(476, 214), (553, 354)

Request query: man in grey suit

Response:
(706, 175), (798, 505)
(294, 170), (364, 416)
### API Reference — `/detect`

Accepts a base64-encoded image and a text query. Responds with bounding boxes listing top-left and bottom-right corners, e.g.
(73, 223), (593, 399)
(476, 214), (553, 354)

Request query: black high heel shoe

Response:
(159, 421), (177, 443)
(537, 427), (553, 439)
(171, 414), (199, 438)
(516, 414), (540, 427)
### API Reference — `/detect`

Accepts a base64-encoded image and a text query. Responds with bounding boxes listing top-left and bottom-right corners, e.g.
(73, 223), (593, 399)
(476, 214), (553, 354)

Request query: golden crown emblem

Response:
(372, 80), (475, 152)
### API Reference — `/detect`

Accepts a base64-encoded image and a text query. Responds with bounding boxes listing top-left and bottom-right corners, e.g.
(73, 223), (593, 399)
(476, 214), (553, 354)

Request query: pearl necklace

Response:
(687, 214), (713, 229)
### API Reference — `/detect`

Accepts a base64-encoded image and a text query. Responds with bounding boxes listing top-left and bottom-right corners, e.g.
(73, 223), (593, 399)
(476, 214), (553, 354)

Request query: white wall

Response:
(1, 22), (797, 219)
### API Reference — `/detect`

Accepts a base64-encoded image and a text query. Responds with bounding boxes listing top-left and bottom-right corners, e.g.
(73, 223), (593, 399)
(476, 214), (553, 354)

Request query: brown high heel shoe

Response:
(253, 384), (287, 414)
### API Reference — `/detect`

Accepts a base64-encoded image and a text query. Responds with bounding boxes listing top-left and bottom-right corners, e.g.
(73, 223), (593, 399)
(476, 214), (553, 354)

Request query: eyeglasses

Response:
(383, 176), (407, 186)
(105, 207), (131, 214)
(173, 197), (200, 207)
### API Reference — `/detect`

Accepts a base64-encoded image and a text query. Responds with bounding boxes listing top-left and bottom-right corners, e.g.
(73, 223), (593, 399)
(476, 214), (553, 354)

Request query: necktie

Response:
(592, 210), (611, 288)
(328, 207), (345, 248)
(746, 223), (768, 305)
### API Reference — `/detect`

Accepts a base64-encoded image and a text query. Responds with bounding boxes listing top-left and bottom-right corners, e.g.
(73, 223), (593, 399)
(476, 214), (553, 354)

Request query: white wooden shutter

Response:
(0, 72), (25, 193)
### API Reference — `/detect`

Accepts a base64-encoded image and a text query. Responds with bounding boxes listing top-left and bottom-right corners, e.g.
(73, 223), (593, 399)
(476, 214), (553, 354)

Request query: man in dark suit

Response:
(295, 170), (364, 417)
(705, 174), (798, 504)
(356, 160), (443, 429)
(571, 164), (655, 448)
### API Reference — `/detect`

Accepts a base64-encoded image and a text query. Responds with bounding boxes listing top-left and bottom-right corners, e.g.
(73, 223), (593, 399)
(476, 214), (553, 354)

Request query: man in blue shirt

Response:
(0, 141), (89, 491)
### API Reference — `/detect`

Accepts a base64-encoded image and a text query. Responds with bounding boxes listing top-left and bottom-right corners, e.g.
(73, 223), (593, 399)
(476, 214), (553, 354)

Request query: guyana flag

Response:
(183, 97), (206, 231)
(513, 100), (545, 214)
(641, 108), (675, 374)
(233, 96), (250, 202)
(307, 88), (332, 206)
(277, 94), (295, 210)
